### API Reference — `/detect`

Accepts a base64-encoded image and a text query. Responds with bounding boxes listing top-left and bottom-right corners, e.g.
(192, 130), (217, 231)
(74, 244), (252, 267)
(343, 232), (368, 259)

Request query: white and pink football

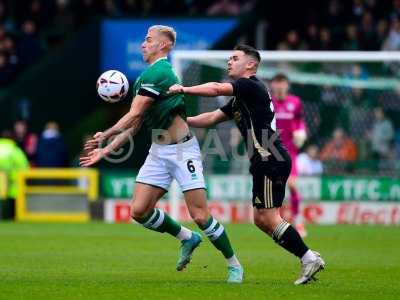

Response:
(96, 70), (129, 103)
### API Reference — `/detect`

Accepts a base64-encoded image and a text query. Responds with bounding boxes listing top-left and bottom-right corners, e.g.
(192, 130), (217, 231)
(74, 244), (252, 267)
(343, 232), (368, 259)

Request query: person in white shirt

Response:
(296, 145), (323, 175)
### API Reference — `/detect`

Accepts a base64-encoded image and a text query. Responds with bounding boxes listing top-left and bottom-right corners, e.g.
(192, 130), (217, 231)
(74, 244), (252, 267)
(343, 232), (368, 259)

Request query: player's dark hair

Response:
(234, 44), (261, 63)
(271, 73), (289, 82)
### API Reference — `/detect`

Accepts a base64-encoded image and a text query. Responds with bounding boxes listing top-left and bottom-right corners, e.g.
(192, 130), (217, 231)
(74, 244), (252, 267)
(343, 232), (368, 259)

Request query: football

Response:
(96, 70), (129, 103)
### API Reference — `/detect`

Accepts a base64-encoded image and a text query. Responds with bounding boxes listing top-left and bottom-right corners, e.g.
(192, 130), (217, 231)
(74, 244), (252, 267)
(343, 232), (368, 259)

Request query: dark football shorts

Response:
(250, 153), (291, 209)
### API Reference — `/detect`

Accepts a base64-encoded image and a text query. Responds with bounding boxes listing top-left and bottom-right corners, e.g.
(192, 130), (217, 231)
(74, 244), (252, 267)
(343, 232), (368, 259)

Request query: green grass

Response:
(0, 223), (399, 300)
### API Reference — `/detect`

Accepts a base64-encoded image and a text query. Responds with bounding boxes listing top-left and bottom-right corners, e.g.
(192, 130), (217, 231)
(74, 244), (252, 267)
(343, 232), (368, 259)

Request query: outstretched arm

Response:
(187, 109), (230, 128)
(169, 82), (233, 97)
(103, 95), (153, 140)
(80, 95), (153, 166)
(84, 95), (153, 149)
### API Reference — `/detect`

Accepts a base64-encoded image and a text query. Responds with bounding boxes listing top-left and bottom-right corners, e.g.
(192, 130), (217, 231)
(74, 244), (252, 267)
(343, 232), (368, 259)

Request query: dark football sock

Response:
(272, 220), (308, 258)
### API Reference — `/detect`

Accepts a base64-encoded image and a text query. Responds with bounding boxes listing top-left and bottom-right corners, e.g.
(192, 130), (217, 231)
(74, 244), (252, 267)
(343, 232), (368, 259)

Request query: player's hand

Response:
(293, 130), (307, 148)
(79, 148), (107, 167)
(168, 84), (184, 95)
(84, 132), (105, 152)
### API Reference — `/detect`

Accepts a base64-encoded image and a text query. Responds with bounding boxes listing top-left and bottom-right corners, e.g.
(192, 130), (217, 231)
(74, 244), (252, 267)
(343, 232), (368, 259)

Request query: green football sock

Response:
(200, 216), (234, 259)
(136, 208), (181, 237)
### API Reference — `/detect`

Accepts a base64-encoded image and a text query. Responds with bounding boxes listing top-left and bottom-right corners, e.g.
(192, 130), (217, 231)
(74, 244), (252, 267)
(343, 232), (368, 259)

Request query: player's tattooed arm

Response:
(169, 82), (233, 97)
(80, 96), (152, 167)
(84, 95), (153, 151)
(104, 95), (152, 137)
(187, 109), (230, 128)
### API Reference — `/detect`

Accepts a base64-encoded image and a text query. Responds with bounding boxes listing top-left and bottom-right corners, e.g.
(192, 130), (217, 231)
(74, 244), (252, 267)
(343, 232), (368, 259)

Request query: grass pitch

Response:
(0, 223), (399, 300)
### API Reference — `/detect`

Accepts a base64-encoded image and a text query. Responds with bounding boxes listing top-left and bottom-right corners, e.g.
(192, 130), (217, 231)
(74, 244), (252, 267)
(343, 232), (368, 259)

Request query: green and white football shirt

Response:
(133, 57), (186, 130)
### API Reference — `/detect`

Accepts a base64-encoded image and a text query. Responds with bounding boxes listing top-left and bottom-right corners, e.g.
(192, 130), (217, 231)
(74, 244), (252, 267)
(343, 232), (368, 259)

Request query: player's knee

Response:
(254, 213), (277, 234)
(130, 205), (147, 221)
(192, 212), (208, 227)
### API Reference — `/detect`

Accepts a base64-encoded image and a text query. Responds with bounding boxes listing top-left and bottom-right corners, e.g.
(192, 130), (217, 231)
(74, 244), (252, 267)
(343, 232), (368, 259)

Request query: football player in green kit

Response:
(80, 25), (243, 283)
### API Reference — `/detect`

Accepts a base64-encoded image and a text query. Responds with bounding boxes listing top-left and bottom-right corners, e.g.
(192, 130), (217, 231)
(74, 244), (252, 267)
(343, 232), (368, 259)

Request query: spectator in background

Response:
(364, 0), (378, 13)
(0, 129), (29, 200)
(320, 128), (358, 162)
(296, 145), (323, 175)
(346, 64), (369, 81)
(277, 30), (306, 50)
(319, 28), (333, 50)
(52, 0), (75, 34)
(369, 107), (394, 161)
(347, 88), (375, 140)
(383, 18), (400, 51)
(17, 20), (43, 68)
(325, 0), (345, 27)
(359, 12), (378, 50)
(349, 87), (374, 107)
(36, 121), (68, 167)
(102, 0), (121, 17)
(0, 1), (13, 30)
(26, 0), (50, 30)
(141, 0), (155, 16)
(305, 24), (320, 50)
(342, 24), (360, 50)
(13, 120), (37, 165)
(207, 0), (241, 16)
(3, 37), (19, 73)
(376, 19), (389, 47)
(0, 0), (7, 24)
(351, 0), (366, 23)
(321, 85), (340, 105)
(382, 18), (400, 75)
(391, 0), (400, 21)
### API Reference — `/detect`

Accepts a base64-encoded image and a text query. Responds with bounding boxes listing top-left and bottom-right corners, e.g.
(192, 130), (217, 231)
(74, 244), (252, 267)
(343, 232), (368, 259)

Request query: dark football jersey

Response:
(220, 76), (288, 163)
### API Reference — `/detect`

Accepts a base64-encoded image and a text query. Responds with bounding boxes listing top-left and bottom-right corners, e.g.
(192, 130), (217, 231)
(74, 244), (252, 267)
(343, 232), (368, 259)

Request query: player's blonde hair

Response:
(149, 25), (177, 47)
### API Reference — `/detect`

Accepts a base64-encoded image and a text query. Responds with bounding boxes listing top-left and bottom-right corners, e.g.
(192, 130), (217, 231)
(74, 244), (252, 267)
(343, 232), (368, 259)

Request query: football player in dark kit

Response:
(169, 45), (325, 285)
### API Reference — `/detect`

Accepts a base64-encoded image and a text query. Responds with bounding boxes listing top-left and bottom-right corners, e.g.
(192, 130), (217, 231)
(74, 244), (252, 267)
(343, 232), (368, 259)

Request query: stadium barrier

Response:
(16, 168), (98, 222)
(101, 172), (400, 202)
(101, 172), (400, 225)
(12, 169), (399, 224)
(0, 171), (6, 200)
(104, 200), (400, 225)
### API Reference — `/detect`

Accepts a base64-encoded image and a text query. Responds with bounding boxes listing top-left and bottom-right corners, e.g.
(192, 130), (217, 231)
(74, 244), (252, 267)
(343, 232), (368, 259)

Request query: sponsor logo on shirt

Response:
(275, 112), (294, 119)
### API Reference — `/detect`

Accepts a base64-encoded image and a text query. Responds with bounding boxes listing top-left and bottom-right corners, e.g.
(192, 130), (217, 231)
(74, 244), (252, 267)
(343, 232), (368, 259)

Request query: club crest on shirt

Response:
(286, 103), (295, 111)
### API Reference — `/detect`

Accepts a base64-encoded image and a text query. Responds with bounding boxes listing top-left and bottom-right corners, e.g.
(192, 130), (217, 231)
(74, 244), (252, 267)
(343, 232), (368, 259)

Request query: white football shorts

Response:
(136, 136), (206, 192)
